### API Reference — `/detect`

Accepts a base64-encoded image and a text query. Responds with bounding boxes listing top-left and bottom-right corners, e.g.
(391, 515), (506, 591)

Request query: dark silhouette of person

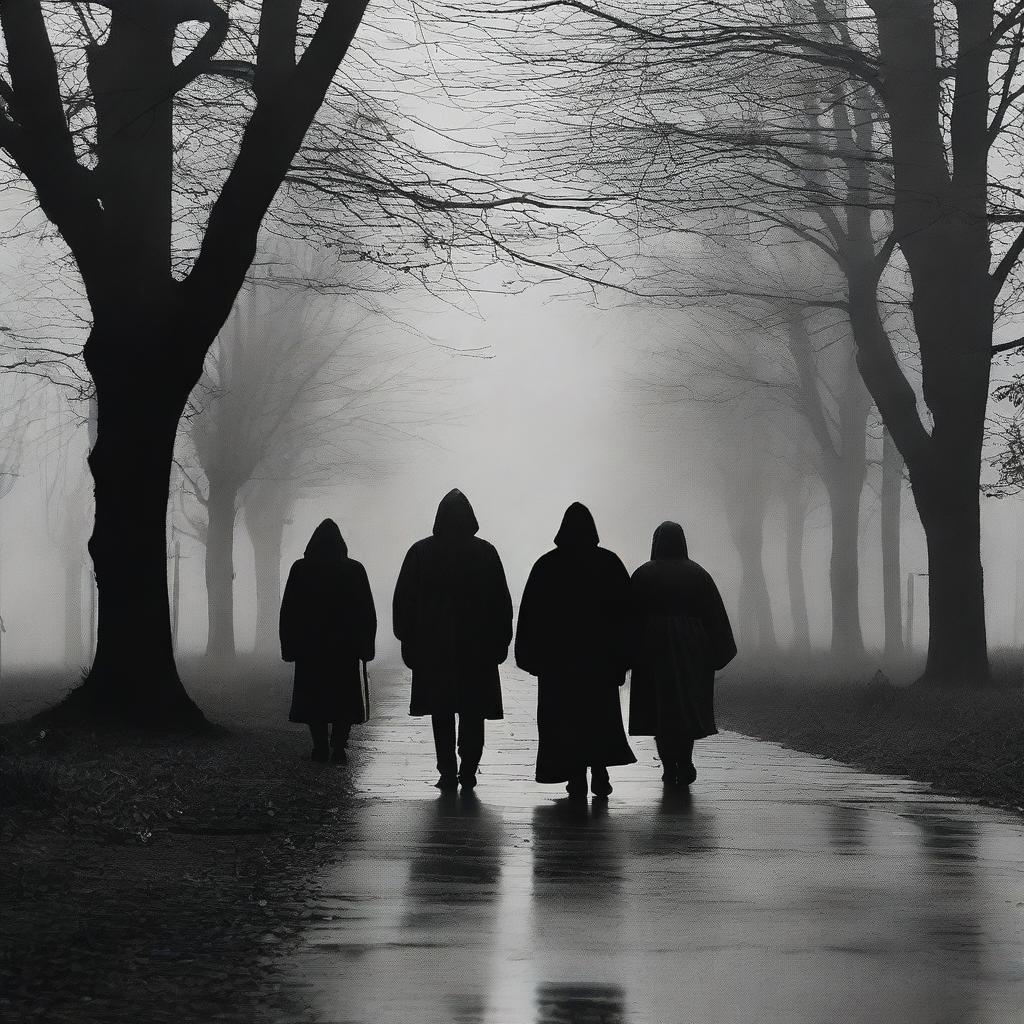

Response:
(515, 502), (636, 798)
(629, 521), (736, 786)
(280, 518), (376, 763)
(393, 489), (513, 791)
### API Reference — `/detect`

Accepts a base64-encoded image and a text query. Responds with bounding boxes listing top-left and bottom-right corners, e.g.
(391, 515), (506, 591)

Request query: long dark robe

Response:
(629, 522), (736, 741)
(515, 503), (636, 783)
(280, 519), (377, 725)
(393, 489), (513, 719)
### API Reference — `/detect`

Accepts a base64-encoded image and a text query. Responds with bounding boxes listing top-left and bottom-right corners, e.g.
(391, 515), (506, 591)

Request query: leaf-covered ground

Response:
(719, 668), (1024, 816)
(0, 675), (355, 1024)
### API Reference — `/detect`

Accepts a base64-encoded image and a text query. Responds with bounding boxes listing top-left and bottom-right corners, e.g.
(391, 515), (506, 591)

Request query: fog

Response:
(3, 0), (1024, 698)
(2, 270), (1024, 679)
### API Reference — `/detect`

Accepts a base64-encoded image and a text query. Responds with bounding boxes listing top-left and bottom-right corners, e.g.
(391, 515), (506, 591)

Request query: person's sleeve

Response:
(356, 562), (377, 662)
(611, 555), (633, 678)
(492, 547), (514, 663)
(279, 563), (301, 663)
(392, 546), (416, 643)
(514, 563), (541, 676)
(704, 574), (738, 670)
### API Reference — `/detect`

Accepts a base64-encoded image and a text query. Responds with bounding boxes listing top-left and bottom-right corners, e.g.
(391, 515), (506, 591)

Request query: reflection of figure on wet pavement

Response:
(629, 522), (736, 786)
(535, 983), (626, 1024)
(401, 792), (505, 1021)
(280, 518), (377, 764)
(393, 489), (513, 791)
(516, 503), (636, 798)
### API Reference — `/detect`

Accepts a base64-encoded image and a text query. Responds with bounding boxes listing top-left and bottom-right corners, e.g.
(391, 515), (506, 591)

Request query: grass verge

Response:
(0, 688), (354, 1024)
(718, 668), (1024, 815)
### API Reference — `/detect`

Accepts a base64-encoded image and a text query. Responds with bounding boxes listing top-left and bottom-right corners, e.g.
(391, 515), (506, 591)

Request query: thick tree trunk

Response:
(912, 457), (989, 686)
(881, 428), (903, 659)
(784, 487), (810, 652)
(245, 502), (285, 658)
(204, 477), (239, 665)
(64, 559), (85, 668)
(79, 367), (203, 726)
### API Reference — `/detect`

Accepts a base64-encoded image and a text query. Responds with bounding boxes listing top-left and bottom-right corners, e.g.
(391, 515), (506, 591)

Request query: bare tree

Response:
(178, 274), (400, 666)
(456, 0), (1024, 685)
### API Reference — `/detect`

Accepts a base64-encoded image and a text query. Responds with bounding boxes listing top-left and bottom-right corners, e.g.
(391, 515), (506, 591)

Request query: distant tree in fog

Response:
(40, 393), (94, 669)
(177, 276), (397, 667)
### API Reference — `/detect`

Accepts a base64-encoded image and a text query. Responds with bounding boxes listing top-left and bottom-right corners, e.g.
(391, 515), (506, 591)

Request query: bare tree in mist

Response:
(463, 0), (1024, 686)
(0, 3), (571, 724)
(177, 275), (404, 668)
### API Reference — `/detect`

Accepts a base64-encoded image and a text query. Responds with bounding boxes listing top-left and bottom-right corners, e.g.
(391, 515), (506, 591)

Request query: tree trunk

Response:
(730, 479), (775, 653)
(79, 367), (203, 726)
(784, 486), (810, 651)
(245, 502), (286, 658)
(860, 0), (993, 686)
(881, 428), (903, 659)
(205, 477), (239, 665)
(913, 458), (989, 686)
(64, 559), (85, 669)
(824, 469), (865, 660)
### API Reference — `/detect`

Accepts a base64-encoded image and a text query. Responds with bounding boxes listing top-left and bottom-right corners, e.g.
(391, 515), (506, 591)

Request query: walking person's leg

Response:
(655, 734), (677, 784)
(431, 714), (458, 789)
(330, 721), (351, 764)
(456, 715), (485, 789)
(589, 764), (612, 797)
(680, 735), (697, 785)
(309, 723), (329, 762)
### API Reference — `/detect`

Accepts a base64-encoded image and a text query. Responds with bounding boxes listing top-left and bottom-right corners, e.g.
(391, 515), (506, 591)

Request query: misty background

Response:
(3, 0), (1024, 689)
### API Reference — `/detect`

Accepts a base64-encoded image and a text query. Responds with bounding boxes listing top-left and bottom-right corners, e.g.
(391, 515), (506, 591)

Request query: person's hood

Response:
(554, 502), (599, 548)
(432, 488), (480, 537)
(651, 521), (688, 560)
(304, 518), (348, 563)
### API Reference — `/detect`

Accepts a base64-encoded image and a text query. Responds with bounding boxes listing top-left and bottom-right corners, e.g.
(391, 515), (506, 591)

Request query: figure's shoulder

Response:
(630, 559), (656, 583)
(472, 536), (503, 560)
(595, 546), (629, 573)
(531, 547), (559, 570)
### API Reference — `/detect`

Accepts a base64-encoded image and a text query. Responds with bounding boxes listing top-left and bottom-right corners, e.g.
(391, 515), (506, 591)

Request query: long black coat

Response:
(515, 503), (636, 782)
(281, 519), (377, 725)
(393, 489), (513, 719)
(629, 522), (736, 741)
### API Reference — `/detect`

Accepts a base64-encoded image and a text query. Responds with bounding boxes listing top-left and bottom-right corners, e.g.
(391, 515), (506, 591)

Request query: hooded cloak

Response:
(628, 523), (736, 740)
(280, 518), (377, 725)
(393, 490), (513, 718)
(515, 503), (636, 782)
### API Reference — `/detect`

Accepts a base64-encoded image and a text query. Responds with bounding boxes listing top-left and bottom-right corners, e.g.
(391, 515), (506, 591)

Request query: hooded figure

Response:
(629, 522), (736, 786)
(393, 489), (513, 789)
(515, 503), (636, 796)
(280, 518), (377, 763)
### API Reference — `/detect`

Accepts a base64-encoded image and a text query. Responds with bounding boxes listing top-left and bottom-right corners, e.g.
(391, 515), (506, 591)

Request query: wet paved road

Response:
(284, 670), (1024, 1023)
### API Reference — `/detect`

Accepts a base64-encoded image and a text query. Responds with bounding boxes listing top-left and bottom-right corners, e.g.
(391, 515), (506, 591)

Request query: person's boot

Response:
(435, 774), (458, 791)
(458, 763), (478, 789)
(680, 760), (697, 786)
(566, 772), (587, 798)
(660, 760), (677, 785)
(590, 766), (612, 797)
(331, 746), (348, 765)
(311, 746), (329, 764)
